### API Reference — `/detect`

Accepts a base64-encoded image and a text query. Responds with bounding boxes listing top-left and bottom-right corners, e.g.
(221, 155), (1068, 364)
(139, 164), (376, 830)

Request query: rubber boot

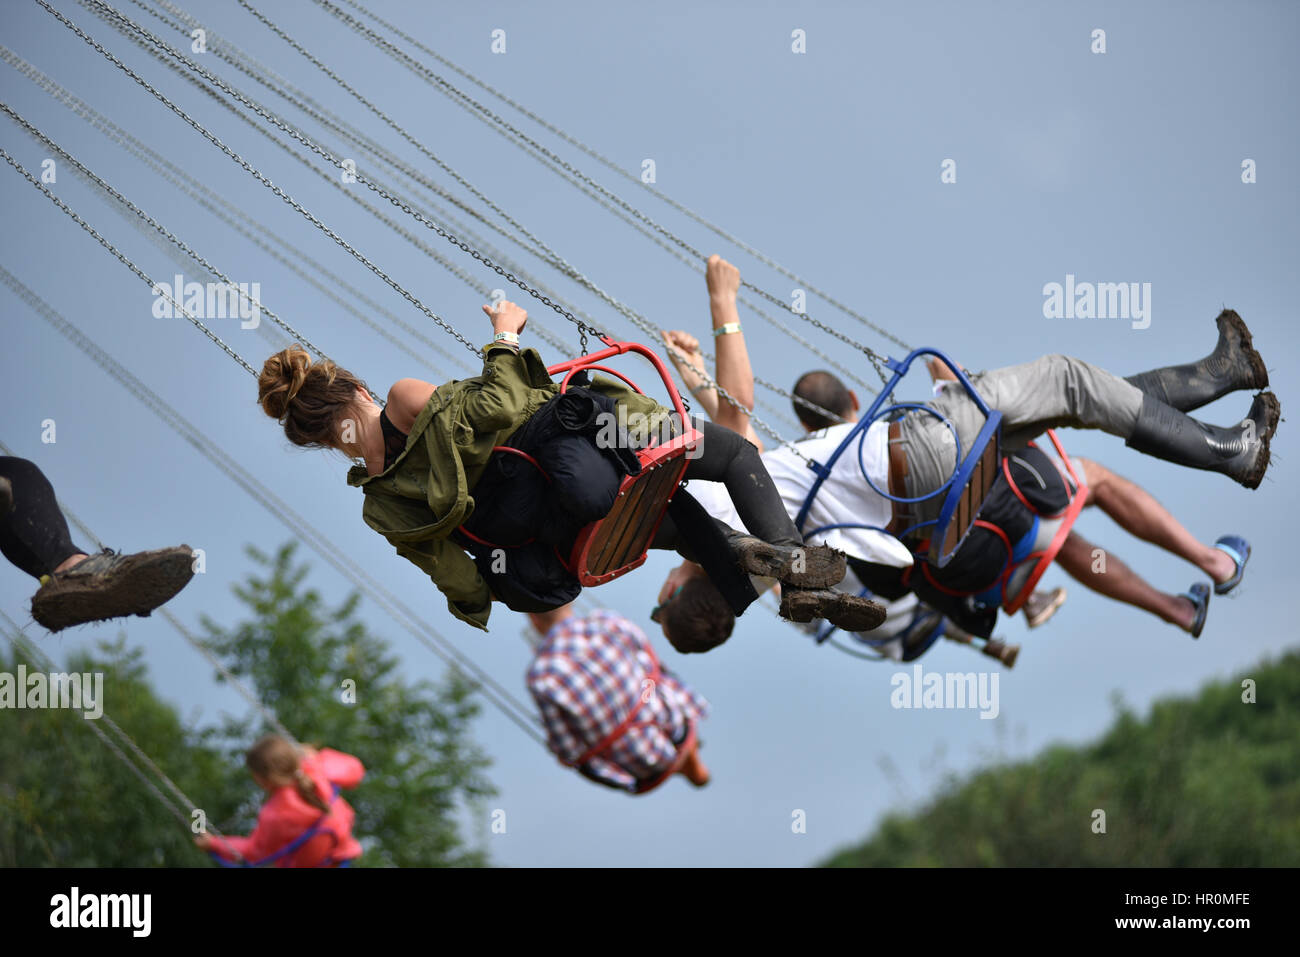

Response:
(1124, 310), (1269, 412)
(1124, 392), (1279, 490)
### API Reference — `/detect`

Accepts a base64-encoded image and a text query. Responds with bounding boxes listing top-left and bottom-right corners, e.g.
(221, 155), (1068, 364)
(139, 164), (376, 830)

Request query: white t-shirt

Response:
(760, 421), (913, 569)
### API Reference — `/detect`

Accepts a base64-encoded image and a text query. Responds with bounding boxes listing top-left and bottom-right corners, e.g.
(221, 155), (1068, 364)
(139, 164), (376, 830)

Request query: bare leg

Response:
(1077, 458), (1235, 584)
(1057, 531), (1196, 631)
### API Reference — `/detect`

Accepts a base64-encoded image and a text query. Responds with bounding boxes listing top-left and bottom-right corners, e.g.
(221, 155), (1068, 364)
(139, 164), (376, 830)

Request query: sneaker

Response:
(31, 546), (197, 632)
(1022, 586), (1067, 628)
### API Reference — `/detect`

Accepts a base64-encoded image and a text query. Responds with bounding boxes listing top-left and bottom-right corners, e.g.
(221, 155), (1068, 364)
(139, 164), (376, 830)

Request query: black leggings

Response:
(652, 419), (802, 555)
(0, 457), (84, 579)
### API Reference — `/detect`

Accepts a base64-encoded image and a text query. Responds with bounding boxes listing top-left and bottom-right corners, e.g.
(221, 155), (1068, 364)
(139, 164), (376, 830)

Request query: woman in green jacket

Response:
(257, 300), (884, 633)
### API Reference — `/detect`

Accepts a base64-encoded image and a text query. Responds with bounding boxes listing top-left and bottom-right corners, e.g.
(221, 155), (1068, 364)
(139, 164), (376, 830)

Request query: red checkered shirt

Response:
(527, 609), (709, 791)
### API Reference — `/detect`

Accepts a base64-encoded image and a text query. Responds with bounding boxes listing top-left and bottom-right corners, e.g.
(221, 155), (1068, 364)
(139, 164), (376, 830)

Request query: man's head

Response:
(792, 370), (859, 431)
(527, 603), (577, 640)
(654, 562), (735, 654)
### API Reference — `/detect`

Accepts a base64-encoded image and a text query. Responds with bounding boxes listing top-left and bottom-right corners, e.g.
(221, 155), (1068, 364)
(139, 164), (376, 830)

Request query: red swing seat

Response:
(545, 339), (702, 587)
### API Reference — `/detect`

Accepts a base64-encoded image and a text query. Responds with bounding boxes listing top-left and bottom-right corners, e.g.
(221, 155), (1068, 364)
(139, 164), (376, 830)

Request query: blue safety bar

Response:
(208, 784), (346, 868)
(794, 347), (1002, 569)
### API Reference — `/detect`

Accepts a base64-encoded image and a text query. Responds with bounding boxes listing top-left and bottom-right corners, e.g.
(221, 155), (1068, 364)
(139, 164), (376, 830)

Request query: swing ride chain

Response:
(56, 0), (804, 457)
(0, 103), (334, 364)
(327, 0), (914, 357)
(103, 0), (585, 365)
(228, 0), (604, 354)
(0, 145), (260, 377)
(314, 0), (896, 388)
(45, 0), (489, 362)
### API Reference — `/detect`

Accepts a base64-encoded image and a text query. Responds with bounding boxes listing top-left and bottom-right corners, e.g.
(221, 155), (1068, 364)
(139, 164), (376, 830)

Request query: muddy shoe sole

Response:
(1240, 391), (1280, 490)
(734, 539), (846, 589)
(31, 546), (196, 632)
(780, 589), (888, 632)
(1215, 310), (1269, 392)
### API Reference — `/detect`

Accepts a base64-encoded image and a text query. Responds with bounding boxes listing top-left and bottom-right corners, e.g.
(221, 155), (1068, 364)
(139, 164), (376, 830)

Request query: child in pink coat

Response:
(197, 736), (365, 868)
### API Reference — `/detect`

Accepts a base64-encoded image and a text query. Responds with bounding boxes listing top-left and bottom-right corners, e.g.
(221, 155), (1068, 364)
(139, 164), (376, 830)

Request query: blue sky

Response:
(2, 0), (1297, 867)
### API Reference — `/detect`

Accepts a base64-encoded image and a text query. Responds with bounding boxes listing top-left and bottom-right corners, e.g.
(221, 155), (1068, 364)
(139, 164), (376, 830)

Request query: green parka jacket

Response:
(347, 342), (668, 631)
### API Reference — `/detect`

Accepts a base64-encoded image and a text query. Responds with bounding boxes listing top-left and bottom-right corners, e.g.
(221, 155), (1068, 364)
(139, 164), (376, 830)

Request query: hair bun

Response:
(257, 345), (312, 420)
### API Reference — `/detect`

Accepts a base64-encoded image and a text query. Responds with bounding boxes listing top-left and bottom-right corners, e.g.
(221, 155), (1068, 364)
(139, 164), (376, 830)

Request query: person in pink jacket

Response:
(196, 735), (365, 868)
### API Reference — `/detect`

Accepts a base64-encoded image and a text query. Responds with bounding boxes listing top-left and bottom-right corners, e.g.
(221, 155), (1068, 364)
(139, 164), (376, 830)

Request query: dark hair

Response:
(792, 370), (853, 430)
(258, 345), (370, 449)
(661, 578), (735, 654)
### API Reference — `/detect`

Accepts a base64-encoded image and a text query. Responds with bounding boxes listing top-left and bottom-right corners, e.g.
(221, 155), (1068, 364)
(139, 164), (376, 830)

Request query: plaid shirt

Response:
(527, 609), (709, 791)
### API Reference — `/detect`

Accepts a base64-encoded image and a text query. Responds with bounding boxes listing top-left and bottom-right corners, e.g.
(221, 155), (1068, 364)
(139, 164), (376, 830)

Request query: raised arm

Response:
(663, 329), (719, 419)
(705, 255), (762, 451)
(460, 301), (534, 432)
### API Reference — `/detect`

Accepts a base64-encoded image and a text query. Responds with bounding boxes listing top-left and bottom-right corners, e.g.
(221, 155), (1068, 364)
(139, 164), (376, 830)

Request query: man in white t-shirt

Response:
(650, 255), (1269, 654)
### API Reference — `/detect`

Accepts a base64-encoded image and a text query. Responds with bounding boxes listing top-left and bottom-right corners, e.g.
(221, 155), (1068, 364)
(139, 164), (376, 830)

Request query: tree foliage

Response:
(0, 541), (494, 867)
(822, 652), (1300, 867)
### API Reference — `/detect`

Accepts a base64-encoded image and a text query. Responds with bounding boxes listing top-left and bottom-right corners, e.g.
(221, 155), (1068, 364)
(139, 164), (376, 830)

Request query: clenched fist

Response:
(705, 254), (741, 302)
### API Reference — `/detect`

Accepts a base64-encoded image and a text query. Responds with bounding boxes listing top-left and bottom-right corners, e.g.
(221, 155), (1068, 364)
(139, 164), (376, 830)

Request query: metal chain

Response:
(129, 0), (556, 273)
(65, 0), (804, 453)
(0, 610), (219, 836)
(0, 103), (334, 363)
(0, 55), (465, 378)
(0, 270), (548, 744)
(311, 0), (895, 389)
(0, 146), (259, 376)
(336, 0), (912, 353)
(43, 0), (488, 362)
(118, 0), (805, 435)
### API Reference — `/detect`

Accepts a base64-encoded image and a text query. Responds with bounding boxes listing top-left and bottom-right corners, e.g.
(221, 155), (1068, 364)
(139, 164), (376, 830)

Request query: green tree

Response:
(199, 542), (494, 867)
(821, 651), (1300, 867)
(0, 541), (495, 867)
(0, 637), (237, 867)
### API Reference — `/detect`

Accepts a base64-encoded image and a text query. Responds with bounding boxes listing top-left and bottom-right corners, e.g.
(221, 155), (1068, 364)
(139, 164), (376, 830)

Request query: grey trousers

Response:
(895, 354), (1145, 526)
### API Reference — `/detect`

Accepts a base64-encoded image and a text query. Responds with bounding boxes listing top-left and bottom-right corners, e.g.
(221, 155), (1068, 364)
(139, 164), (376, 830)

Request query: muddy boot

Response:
(1124, 391), (1279, 489)
(31, 545), (197, 632)
(780, 587), (887, 632)
(1125, 309), (1269, 412)
(727, 534), (847, 589)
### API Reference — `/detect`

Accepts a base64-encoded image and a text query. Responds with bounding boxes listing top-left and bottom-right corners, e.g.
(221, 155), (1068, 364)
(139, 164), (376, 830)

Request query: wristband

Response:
(713, 322), (742, 338)
(493, 330), (520, 345)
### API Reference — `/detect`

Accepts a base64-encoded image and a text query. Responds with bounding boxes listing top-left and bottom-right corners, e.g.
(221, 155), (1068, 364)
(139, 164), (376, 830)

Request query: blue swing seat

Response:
(794, 347), (1002, 570)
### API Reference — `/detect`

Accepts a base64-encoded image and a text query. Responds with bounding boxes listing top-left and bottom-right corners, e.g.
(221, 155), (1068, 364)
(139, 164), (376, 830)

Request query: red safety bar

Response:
(546, 338), (702, 587)
(999, 431), (1087, 614)
(561, 636), (698, 795)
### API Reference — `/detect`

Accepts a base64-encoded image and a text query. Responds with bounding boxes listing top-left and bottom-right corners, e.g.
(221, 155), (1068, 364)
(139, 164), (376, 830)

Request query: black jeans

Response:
(651, 419), (802, 556)
(0, 457), (84, 579)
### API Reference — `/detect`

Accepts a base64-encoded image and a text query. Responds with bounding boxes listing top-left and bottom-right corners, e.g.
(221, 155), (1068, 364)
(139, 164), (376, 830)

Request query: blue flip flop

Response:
(1183, 583), (1210, 639)
(1212, 535), (1251, 595)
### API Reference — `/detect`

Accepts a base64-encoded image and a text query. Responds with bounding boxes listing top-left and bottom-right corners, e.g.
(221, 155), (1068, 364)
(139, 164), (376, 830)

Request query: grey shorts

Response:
(894, 354), (1143, 527)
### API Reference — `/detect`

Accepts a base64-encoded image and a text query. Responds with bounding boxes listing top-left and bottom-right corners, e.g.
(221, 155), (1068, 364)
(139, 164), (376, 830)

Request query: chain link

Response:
(333, 0), (912, 354)
(312, 0), (895, 390)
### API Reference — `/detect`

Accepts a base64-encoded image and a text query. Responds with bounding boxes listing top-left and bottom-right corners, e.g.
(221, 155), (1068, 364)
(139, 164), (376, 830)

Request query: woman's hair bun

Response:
(258, 345), (312, 420)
